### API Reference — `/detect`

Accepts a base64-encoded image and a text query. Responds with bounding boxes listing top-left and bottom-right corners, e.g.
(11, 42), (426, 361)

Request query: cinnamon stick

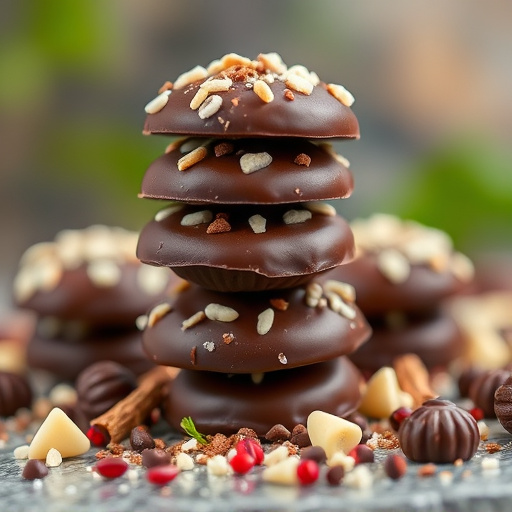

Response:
(393, 354), (437, 408)
(91, 366), (179, 443)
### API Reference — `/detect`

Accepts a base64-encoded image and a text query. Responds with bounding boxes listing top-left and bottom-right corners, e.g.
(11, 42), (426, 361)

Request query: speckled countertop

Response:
(2, 421), (512, 512)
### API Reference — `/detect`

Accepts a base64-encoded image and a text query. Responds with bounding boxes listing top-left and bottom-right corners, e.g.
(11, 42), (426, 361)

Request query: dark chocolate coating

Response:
(75, 360), (138, 420)
(137, 204), (355, 292)
(142, 283), (371, 373)
(17, 262), (177, 328)
(349, 310), (464, 372)
(27, 330), (154, 381)
(321, 254), (470, 316)
(164, 357), (363, 435)
(468, 368), (510, 418)
(494, 376), (512, 434)
(398, 399), (479, 463)
(141, 138), (353, 205)
(144, 80), (359, 139)
(0, 371), (32, 417)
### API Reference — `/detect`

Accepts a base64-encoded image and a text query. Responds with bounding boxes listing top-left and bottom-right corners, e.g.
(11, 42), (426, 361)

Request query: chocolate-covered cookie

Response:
(164, 357), (363, 435)
(322, 214), (475, 316)
(141, 138), (353, 205)
(142, 280), (370, 373)
(143, 53), (358, 139)
(26, 330), (154, 380)
(137, 203), (354, 292)
(14, 225), (179, 327)
(349, 310), (464, 373)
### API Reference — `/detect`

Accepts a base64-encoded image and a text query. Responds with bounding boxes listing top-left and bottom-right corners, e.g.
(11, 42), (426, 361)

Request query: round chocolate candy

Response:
(494, 376), (512, 434)
(142, 281), (370, 373)
(0, 371), (32, 417)
(398, 399), (479, 463)
(468, 368), (510, 418)
(137, 203), (355, 292)
(75, 361), (138, 420)
(164, 357), (363, 436)
(141, 138), (353, 205)
(143, 53), (359, 139)
(14, 225), (179, 327)
(349, 310), (464, 373)
(26, 330), (154, 381)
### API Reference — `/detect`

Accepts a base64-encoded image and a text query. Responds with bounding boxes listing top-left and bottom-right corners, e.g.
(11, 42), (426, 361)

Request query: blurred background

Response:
(1, 0), (512, 308)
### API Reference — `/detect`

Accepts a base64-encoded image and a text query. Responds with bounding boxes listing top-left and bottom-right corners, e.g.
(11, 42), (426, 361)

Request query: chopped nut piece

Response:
(278, 353), (288, 365)
(257, 308), (274, 335)
(222, 332), (235, 344)
(13, 445), (30, 460)
(304, 201), (336, 217)
(294, 153), (311, 167)
(180, 209), (213, 226)
(377, 249), (411, 284)
(214, 141), (235, 157)
(285, 73), (314, 95)
(200, 77), (233, 93)
(198, 95), (223, 119)
(204, 303), (239, 322)
(206, 217), (231, 234)
(144, 90), (171, 114)
(257, 52), (287, 74)
(327, 83), (355, 107)
(325, 291), (356, 319)
(248, 214), (267, 234)
(147, 303), (172, 328)
(269, 298), (289, 311)
(418, 464), (437, 477)
(177, 146), (208, 171)
(86, 260), (121, 288)
(323, 280), (356, 302)
(173, 65), (208, 90)
(253, 79), (274, 103)
(189, 87), (209, 110)
(240, 152), (273, 174)
(158, 81), (173, 94)
(154, 203), (184, 222)
(220, 52), (252, 69)
(284, 89), (295, 101)
(283, 209), (312, 225)
(305, 282), (323, 307)
(181, 311), (206, 331)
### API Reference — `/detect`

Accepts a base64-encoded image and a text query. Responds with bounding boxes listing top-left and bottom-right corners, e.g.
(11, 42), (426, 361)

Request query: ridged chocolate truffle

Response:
(75, 360), (138, 420)
(494, 376), (512, 434)
(0, 371), (32, 417)
(398, 399), (479, 463)
(468, 368), (510, 418)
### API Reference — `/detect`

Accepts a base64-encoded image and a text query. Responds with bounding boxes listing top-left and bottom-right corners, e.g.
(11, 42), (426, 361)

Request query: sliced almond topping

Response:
(285, 73), (314, 95)
(181, 311), (206, 331)
(257, 52), (287, 74)
(282, 209), (312, 225)
(253, 79), (274, 103)
(154, 203), (184, 222)
(144, 90), (171, 114)
(240, 152), (273, 174)
(180, 209), (213, 226)
(377, 249), (411, 284)
(177, 146), (208, 171)
(305, 282), (323, 307)
(325, 291), (357, 320)
(327, 83), (355, 107)
(198, 95), (223, 119)
(248, 214), (267, 234)
(189, 87), (209, 110)
(147, 303), (172, 328)
(257, 308), (274, 335)
(323, 280), (356, 303)
(204, 303), (239, 322)
(304, 201), (336, 217)
(200, 77), (232, 93)
(173, 65), (208, 90)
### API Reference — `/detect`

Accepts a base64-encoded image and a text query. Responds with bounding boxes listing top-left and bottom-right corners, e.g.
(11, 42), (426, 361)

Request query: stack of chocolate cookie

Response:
(13, 225), (177, 381)
(322, 213), (475, 375)
(137, 53), (371, 435)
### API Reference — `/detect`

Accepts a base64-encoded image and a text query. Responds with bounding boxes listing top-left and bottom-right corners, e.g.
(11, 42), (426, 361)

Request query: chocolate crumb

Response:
(284, 89), (295, 101)
(190, 346), (197, 365)
(485, 442), (502, 454)
(214, 142), (235, 157)
(265, 424), (291, 442)
(269, 298), (289, 311)
(294, 153), (312, 167)
(290, 424), (311, 448)
(222, 332), (235, 344)
(206, 217), (232, 234)
(236, 427), (259, 439)
(326, 465), (345, 485)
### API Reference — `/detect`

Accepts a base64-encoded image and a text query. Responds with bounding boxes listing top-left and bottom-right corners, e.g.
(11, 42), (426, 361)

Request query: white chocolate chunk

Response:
(176, 452), (195, 471)
(307, 410), (362, 459)
(28, 408), (90, 459)
(204, 303), (239, 322)
(263, 445), (290, 467)
(45, 448), (63, 467)
(207, 455), (232, 476)
(248, 214), (267, 234)
(262, 456), (299, 485)
(13, 445), (30, 460)
(358, 367), (407, 419)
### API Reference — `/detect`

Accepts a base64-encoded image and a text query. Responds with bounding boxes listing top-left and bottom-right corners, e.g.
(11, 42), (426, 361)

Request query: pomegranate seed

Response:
(348, 444), (374, 465)
(389, 407), (412, 431)
(297, 459), (319, 485)
(236, 438), (264, 465)
(95, 457), (129, 479)
(469, 407), (484, 422)
(229, 452), (255, 474)
(87, 424), (111, 447)
(146, 464), (180, 485)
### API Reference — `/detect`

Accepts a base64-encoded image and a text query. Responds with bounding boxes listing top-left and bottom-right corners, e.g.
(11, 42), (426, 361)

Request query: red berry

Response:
(348, 444), (374, 465)
(87, 424), (111, 447)
(296, 459), (319, 486)
(469, 407), (484, 422)
(389, 407), (412, 431)
(146, 464), (180, 485)
(229, 452), (255, 475)
(95, 457), (129, 479)
(236, 438), (264, 465)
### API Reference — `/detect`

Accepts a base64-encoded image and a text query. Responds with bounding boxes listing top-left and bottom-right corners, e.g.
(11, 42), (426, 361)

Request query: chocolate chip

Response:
(300, 445), (326, 465)
(141, 448), (172, 468)
(130, 425), (155, 452)
(290, 424), (311, 448)
(265, 424), (291, 442)
(326, 465), (344, 486)
(22, 459), (49, 480)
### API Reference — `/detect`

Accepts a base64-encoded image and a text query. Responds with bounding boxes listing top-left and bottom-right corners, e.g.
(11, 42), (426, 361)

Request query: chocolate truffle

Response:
(143, 52), (359, 139)
(140, 138), (353, 205)
(468, 368), (510, 418)
(142, 280), (370, 373)
(75, 361), (138, 420)
(494, 375), (512, 434)
(164, 357), (363, 435)
(398, 399), (479, 463)
(137, 203), (355, 292)
(0, 371), (32, 417)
